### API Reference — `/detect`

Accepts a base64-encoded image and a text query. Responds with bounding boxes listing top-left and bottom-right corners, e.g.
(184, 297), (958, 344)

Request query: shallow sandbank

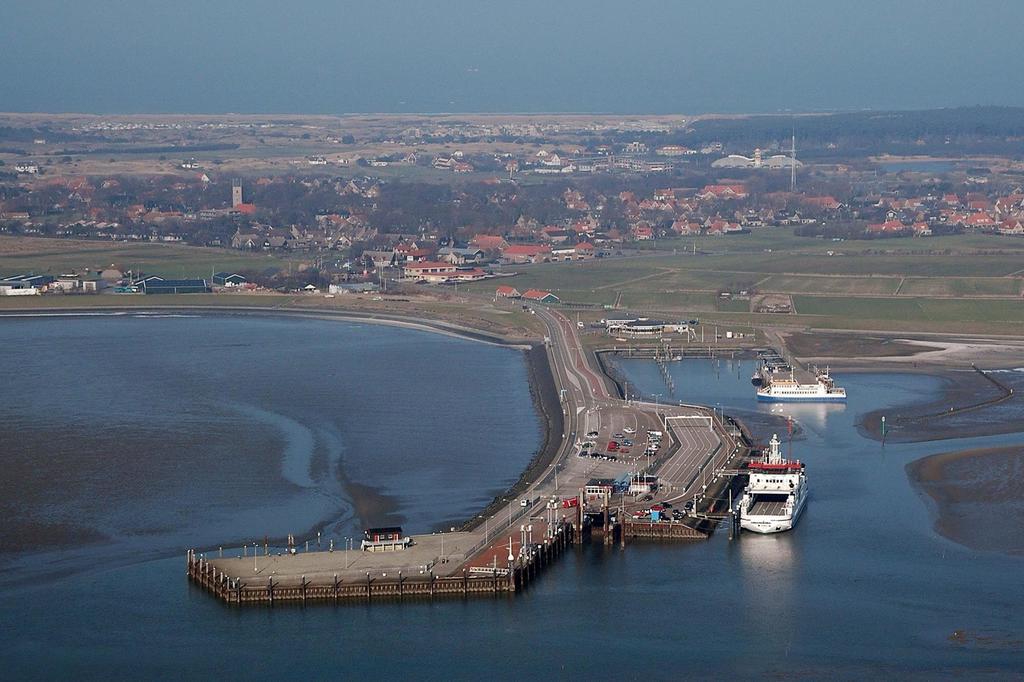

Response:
(906, 445), (1024, 556)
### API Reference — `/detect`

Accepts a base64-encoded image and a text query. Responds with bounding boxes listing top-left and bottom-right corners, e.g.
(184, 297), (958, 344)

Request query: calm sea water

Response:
(3, 320), (1022, 678)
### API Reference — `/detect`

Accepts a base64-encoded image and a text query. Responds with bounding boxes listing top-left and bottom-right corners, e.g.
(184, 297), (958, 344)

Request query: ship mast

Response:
(766, 433), (782, 464)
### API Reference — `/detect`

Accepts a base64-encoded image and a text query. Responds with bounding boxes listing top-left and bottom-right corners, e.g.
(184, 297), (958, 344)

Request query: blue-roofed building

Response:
(213, 272), (247, 286)
(139, 278), (210, 294)
(1, 274), (54, 288)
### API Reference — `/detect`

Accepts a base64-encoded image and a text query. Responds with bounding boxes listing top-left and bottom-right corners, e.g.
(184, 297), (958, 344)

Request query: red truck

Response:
(561, 497), (579, 508)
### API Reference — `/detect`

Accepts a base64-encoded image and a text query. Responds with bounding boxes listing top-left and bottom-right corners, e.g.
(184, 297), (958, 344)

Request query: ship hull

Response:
(740, 490), (807, 534)
(756, 392), (846, 403)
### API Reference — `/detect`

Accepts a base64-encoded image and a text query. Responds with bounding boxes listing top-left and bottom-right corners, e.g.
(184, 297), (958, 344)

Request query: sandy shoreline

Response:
(906, 445), (1024, 556)
(853, 367), (1024, 443)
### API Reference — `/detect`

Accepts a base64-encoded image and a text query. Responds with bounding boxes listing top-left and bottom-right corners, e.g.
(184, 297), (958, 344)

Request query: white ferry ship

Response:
(756, 368), (847, 402)
(738, 434), (807, 534)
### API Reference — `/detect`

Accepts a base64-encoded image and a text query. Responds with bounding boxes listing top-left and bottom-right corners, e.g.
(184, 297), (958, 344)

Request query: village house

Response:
(400, 261), (488, 284)
(395, 243), (434, 262)
(363, 249), (398, 268)
(697, 184), (749, 201)
(495, 285), (521, 298)
(671, 219), (701, 236)
(704, 218), (742, 236)
(438, 246), (485, 265)
(521, 289), (560, 304)
(802, 196), (842, 210)
(540, 226), (572, 243)
(231, 229), (265, 250)
(213, 272), (248, 287)
(563, 189), (590, 211)
(963, 212), (998, 229)
(402, 261), (456, 282)
(631, 223), (654, 240)
(470, 234), (510, 252)
(574, 242), (596, 258)
(501, 244), (552, 264)
(867, 219), (908, 235)
(999, 218), (1024, 235)
(446, 268), (489, 282)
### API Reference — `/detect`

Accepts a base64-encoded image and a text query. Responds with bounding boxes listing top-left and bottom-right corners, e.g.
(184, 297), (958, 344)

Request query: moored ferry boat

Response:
(739, 434), (807, 534)
(756, 367), (847, 402)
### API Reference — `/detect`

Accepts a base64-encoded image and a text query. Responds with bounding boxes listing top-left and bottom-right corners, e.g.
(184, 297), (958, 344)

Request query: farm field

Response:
(638, 230), (1024, 256)
(759, 274), (901, 295)
(468, 251), (1024, 307)
(463, 232), (1024, 334)
(617, 291), (717, 310)
(0, 236), (299, 278)
(697, 252), (1024, 277)
(792, 295), (1024, 323)
(897, 277), (1022, 297)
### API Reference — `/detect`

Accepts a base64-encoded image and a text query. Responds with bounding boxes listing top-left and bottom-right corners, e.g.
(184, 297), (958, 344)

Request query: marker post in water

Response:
(787, 415), (794, 459)
(881, 415), (887, 446)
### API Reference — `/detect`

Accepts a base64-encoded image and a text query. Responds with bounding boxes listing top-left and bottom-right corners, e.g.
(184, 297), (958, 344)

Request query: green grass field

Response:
(759, 274), (901, 295)
(617, 291), (716, 310)
(793, 295), (1024, 323)
(0, 237), (299, 278)
(897, 277), (1021, 297)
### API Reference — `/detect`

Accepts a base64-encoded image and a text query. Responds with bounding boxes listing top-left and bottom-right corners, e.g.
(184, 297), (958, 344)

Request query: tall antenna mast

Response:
(790, 130), (797, 192)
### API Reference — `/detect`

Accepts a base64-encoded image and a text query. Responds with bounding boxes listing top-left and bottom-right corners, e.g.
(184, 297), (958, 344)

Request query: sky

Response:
(2, 0), (1023, 115)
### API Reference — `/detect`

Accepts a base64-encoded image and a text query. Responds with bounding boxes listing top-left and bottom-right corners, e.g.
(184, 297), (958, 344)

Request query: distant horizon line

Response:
(0, 104), (1020, 119)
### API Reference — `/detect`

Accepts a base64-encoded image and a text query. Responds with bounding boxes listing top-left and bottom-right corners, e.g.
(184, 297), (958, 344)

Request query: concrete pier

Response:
(189, 522), (575, 605)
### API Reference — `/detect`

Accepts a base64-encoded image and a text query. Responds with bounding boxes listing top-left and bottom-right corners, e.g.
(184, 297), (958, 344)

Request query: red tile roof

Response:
(522, 288), (557, 301)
